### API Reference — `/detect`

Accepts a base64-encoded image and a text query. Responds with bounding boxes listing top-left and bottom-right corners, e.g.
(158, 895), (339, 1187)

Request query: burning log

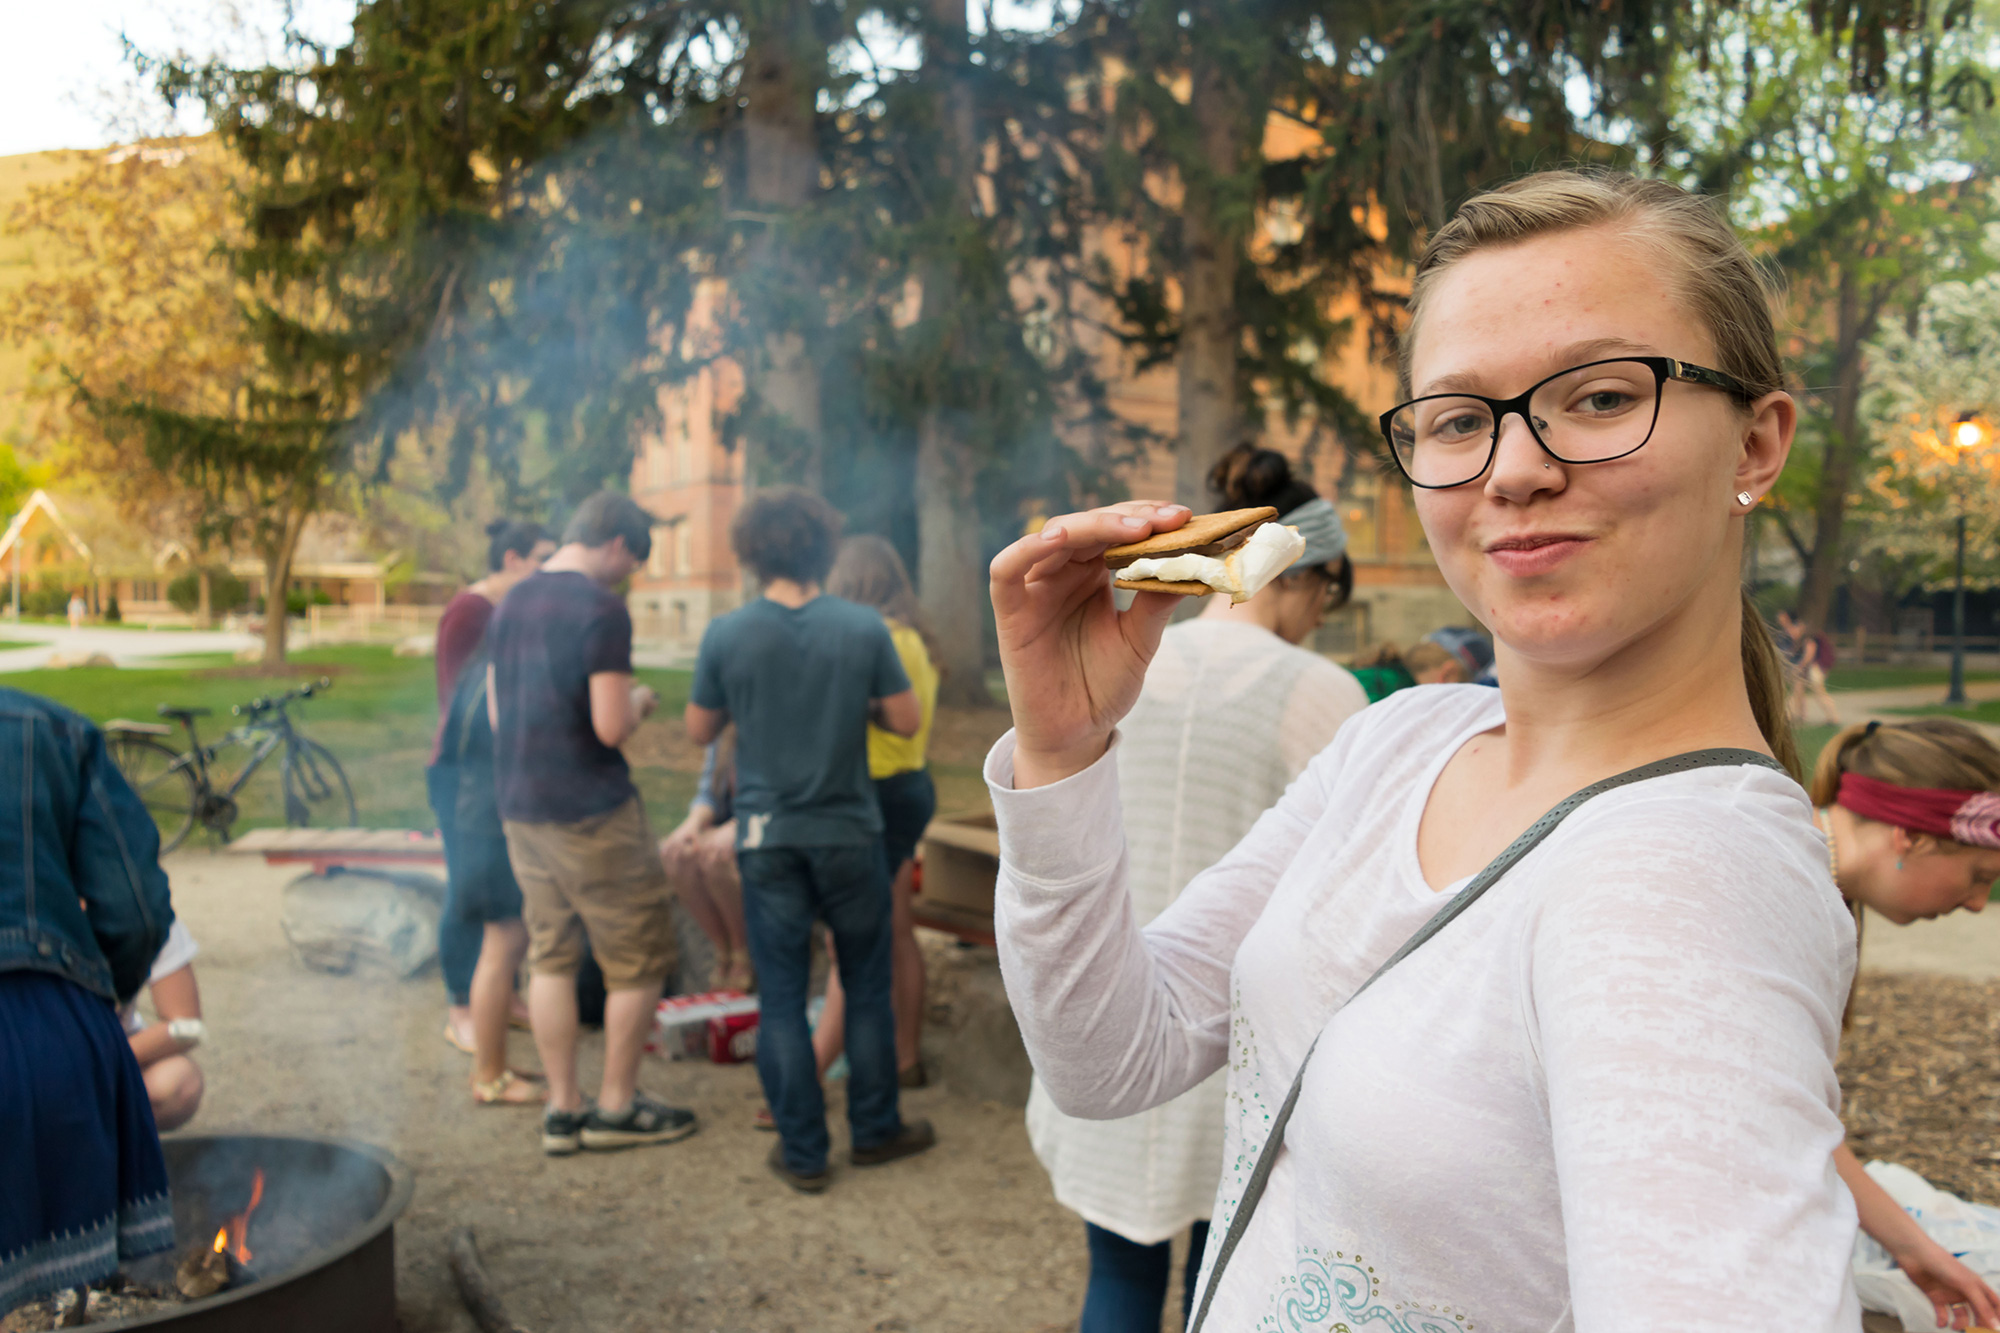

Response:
(177, 1166), (267, 1299)
(174, 1242), (231, 1301)
(448, 1228), (531, 1333)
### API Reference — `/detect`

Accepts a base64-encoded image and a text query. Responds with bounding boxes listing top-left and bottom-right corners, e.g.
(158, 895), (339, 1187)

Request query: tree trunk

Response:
(911, 0), (993, 706)
(196, 567), (212, 629)
(260, 501), (309, 668)
(915, 415), (990, 703)
(1797, 267), (1887, 633)
(740, 0), (823, 492)
(1172, 46), (1251, 511)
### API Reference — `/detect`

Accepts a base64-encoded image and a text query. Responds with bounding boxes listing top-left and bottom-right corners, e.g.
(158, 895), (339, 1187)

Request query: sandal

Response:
(472, 1070), (543, 1106)
(752, 1104), (776, 1132)
(442, 1021), (476, 1055)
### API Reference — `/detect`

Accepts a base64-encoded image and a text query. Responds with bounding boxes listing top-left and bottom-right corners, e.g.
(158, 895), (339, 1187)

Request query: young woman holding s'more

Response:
(986, 169), (1867, 1330)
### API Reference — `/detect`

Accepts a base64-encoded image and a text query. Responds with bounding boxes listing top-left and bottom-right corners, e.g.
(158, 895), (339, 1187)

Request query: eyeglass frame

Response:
(1376, 356), (1758, 490)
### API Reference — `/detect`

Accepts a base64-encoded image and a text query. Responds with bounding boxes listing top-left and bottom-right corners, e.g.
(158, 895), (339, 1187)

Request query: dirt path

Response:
(159, 851), (1091, 1333)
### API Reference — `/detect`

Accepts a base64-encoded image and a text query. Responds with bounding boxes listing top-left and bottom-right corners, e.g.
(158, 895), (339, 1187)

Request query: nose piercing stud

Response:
(1543, 462), (1551, 469)
(1736, 491), (1754, 506)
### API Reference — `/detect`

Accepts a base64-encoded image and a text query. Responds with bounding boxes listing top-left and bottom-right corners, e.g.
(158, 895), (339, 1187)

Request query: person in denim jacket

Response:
(0, 687), (178, 1318)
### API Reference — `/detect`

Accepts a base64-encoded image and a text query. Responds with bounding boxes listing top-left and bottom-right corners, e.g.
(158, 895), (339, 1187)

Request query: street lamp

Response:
(1947, 412), (1988, 706)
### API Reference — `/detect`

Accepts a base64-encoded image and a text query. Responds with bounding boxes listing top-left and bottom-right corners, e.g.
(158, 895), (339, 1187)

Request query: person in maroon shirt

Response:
(431, 520), (554, 1053)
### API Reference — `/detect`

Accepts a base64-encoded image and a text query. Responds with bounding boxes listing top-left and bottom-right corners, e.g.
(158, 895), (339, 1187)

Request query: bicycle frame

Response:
(168, 708), (299, 806)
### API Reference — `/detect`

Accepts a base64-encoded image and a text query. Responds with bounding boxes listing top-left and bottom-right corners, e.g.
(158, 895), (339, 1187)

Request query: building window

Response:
(675, 522), (693, 576)
(1340, 470), (1381, 560)
(647, 444), (668, 491)
(648, 526), (670, 578)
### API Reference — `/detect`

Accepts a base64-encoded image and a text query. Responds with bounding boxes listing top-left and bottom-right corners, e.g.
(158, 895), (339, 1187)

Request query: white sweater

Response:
(1025, 618), (1368, 1245)
(989, 684), (1861, 1332)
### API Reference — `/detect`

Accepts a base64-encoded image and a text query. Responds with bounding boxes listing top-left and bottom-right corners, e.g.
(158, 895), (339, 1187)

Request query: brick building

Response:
(628, 121), (1469, 659)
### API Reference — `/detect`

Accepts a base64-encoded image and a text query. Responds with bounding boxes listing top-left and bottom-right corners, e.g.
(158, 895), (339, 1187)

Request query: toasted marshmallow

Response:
(1117, 522), (1305, 603)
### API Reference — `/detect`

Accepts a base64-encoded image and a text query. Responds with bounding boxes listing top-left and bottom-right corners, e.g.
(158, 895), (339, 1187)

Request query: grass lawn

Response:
(3, 645), (702, 843)
(1827, 665), (2000, 692)
(0, 640), (36, 651)
(1887, 698), (2000, 725)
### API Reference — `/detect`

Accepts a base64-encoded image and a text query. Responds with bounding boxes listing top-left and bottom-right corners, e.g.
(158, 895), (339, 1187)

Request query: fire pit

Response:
(73, 1134), (412, 1332)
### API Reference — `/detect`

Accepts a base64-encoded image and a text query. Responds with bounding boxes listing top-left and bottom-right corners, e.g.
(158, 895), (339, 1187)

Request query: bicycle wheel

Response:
(107, 735), (199, 854)
(282, 737), (357, 829)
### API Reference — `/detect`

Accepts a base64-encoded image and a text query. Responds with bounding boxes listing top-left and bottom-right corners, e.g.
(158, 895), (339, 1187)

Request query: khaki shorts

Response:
(503, 796), (676, 991)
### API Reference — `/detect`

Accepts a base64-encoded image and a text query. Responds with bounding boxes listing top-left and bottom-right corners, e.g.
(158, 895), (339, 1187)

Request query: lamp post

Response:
(1946, 412), (1988, 707)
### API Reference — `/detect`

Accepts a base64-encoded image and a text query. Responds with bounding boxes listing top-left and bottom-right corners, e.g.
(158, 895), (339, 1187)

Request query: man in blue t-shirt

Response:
(687, 487), (935, 1192)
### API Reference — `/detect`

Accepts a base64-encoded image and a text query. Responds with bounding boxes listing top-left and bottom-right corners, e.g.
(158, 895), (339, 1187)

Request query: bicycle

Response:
(106, 677), (358, 854)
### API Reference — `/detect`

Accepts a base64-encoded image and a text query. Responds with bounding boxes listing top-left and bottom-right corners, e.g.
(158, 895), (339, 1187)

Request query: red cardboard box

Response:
(653, 990), (759, 1060)
(706, 1011), (759, 1064)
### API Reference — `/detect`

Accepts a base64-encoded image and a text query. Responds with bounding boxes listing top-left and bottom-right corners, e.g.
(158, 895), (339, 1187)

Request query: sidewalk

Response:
(1860, 904), (2000, 981)
(0, 622), (258, 672)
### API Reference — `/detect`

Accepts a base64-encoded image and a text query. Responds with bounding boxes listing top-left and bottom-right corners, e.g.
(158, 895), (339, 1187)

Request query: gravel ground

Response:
(147, 850), (1095, 1333)
(1843, 971), (2000, 1208)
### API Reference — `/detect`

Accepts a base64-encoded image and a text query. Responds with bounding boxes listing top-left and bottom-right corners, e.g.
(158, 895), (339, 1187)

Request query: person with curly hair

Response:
(687, 487), (936, 1193)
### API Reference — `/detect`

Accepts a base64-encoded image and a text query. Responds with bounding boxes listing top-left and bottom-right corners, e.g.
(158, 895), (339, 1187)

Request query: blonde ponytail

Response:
(1740, 589), (1800, 782)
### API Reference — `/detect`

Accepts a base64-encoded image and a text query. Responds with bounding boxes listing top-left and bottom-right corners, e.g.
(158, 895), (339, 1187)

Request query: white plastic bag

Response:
(1853, 1160), (2000, 1330)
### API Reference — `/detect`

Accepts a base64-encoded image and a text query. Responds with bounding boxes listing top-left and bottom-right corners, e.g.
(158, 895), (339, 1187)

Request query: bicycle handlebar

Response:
(231, 676), (335, 718)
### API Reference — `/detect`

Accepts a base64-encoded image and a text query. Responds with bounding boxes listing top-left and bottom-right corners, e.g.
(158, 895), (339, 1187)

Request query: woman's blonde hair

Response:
(1808, 719), (2000, 841)
(828, 534), (942, 673)
(1402, 168), (1798, 777)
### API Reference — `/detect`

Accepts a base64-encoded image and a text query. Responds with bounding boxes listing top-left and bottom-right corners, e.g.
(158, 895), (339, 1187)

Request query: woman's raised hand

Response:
(990, 501), (1190, 788)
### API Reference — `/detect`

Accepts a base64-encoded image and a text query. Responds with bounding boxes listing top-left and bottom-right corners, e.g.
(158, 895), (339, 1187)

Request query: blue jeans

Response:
(1081, 1221), (1210, 1333)
(738, 843), (901, 1174)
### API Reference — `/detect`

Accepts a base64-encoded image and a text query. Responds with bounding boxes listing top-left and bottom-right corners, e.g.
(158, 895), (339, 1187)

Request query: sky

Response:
(0, 0), (357, 158)
(0, 1), (1072, 160)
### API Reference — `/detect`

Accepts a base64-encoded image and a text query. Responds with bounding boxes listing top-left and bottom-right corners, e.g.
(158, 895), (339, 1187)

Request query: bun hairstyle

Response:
(1209, 443), (1353, 604)
(485, 518), (551, 572)
(1403, 168), (1798, 778)
(1809, 718), (2000, 845)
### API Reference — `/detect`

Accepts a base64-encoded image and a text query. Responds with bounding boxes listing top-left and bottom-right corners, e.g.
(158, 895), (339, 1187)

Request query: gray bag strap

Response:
(1186, 746), (1786, 1332)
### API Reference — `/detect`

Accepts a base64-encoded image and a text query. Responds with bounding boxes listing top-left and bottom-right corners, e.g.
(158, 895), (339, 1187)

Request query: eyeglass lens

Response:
(1387, 360), (1663, 488)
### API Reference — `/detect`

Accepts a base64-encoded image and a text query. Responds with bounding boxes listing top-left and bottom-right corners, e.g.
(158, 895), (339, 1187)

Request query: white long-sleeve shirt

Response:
(1026, 619), (1368, 1245)
(990, 684), (1861, 1332)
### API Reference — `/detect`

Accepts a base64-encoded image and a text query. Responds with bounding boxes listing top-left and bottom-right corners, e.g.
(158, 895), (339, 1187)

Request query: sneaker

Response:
(542, 1104), (588, 1156)
(850, 1118), (936, 1168)
(579, 1092), (699, 1150)
(767, 1142), (830, 1194)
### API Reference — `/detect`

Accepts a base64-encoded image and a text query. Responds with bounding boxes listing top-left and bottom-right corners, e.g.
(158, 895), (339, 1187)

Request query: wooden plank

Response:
(920, 821), (1000, 858)
(909, 896), (996, 948)
(229, 827), (443, 855)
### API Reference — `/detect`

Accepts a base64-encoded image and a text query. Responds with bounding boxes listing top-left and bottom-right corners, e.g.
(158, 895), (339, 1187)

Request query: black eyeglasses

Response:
(1378, 356), (1756, 490)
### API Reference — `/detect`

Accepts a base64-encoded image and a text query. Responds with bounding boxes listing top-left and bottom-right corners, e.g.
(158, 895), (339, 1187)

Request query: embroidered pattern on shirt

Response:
(1255, 1250), (1475, 1333)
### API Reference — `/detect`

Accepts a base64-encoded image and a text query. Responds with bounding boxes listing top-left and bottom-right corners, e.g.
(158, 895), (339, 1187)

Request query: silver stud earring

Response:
(1543, 462), (1551, 469)
(1736, 491), (1754, 506)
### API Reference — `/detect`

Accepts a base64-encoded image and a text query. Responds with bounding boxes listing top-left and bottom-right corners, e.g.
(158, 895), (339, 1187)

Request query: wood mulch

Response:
(1842, 971), (2000, 1205)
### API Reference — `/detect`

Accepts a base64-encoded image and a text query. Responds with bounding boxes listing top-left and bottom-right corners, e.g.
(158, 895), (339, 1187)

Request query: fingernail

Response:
(1041, 524), (1064, 542)
(1161, 504), (1188, 514)
(1120, 516), (1145, 528)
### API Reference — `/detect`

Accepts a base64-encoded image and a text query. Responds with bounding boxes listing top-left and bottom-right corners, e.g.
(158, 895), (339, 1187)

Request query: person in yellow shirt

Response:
(814, 536), (939, 1086)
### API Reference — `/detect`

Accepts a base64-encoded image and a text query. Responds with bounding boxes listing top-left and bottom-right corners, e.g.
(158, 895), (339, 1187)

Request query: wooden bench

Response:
(227, 827), (444, 876)
(226, 825), (1004, 947)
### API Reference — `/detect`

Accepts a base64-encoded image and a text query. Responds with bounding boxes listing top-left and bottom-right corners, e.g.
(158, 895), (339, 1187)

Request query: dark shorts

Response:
(449, 829), (525, 923)
(874, 768), (936, 875)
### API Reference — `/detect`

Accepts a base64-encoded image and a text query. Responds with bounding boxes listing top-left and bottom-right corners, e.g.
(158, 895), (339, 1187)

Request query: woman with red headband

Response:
(1813, 717), (2000, 1331)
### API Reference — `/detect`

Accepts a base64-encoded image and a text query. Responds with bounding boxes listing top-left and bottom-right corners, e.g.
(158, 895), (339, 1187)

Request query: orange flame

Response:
(217, 1169), (265, 1264)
